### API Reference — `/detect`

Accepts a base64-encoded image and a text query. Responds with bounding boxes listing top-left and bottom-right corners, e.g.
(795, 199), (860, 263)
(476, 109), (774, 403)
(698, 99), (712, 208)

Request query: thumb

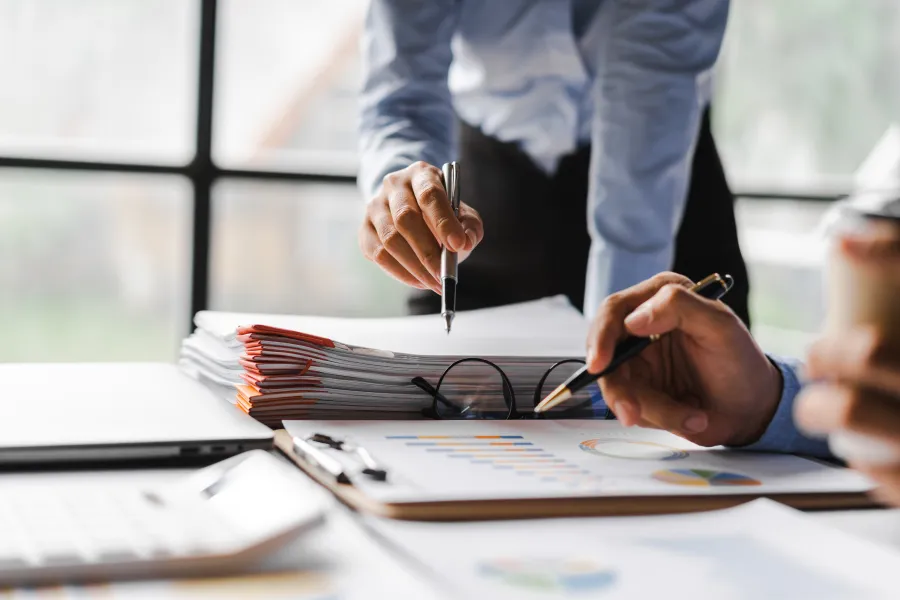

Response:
(624, 283), (734, 343)
(457, 203), (484, 252)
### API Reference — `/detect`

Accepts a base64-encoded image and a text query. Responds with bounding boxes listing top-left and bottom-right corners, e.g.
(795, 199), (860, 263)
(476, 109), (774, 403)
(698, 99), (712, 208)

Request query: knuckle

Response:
(604, 292), (626, 313)
(380, 228), (403, 250)
(434, 215), (456, 235)
(382, 172), (402, 188)
(366, 197), (387, 218)
(393, 205), (420, 232)
(659, 284), (686, 306)
(417, 182), (444, 206)
(652, 271), (689, 287)
(650, 271), (676, 284)
(371, 245), (391, 265)
(414, 161), (441, 178)
(420, 246), (439, 265)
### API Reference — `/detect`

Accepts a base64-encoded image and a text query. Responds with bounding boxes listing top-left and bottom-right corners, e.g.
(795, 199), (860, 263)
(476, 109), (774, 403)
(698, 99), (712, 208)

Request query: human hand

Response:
(587, 272), (782, 447)
(796, 227), (900, 506)
(358, 161), (484, 293)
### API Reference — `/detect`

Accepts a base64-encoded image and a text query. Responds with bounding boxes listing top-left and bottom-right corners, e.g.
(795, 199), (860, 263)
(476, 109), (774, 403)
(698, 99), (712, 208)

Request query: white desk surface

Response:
(2, 463), (899, 599)
(0, 467), (443, 600)
(811, 507), (900, 551)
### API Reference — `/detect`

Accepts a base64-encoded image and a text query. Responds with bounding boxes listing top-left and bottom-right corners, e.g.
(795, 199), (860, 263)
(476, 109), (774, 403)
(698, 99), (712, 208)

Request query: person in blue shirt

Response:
(586, 227), (900, 506)
(356, 0), (750, 324)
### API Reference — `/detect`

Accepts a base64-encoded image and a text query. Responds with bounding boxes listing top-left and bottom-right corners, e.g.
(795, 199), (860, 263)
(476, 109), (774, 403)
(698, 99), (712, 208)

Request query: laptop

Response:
(0, 363), (274, 464)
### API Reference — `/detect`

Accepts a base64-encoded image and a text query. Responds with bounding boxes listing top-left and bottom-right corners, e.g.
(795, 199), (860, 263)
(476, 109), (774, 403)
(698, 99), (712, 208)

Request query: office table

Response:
(2, 462), (898, 599)
(0, 466), (440, 600)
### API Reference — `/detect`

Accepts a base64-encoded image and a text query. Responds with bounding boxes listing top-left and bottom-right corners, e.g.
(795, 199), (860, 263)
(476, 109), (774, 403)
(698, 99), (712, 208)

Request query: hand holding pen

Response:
(358, 161), (483, 296)
(543, 272), (784, 448)
(536, 274), (733, 412)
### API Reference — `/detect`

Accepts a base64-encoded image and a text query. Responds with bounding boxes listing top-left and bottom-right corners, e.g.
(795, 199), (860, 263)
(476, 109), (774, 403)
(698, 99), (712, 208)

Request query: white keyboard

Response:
(0, 451), (326, 586)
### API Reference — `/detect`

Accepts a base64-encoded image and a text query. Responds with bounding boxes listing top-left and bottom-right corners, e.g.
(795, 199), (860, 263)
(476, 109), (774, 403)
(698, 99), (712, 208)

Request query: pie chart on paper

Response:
(652, 469), (762, 487)
(579, 439), (689, 460)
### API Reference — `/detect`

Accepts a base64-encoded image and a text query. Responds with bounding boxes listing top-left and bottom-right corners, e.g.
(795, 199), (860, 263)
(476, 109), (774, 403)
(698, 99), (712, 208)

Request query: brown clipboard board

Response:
(274, 429), (878, 522)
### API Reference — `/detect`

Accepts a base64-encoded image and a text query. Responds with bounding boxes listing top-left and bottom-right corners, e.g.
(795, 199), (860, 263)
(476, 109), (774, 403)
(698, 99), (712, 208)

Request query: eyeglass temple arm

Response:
(411, 376), (458, 410)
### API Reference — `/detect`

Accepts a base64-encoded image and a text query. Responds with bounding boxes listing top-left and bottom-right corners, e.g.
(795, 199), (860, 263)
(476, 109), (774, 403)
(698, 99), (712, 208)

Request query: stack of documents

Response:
(179, 297), (591, 426)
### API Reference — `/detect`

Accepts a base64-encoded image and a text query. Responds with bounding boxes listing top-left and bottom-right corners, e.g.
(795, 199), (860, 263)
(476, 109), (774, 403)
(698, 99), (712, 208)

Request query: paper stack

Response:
(179, 296), (592, 426)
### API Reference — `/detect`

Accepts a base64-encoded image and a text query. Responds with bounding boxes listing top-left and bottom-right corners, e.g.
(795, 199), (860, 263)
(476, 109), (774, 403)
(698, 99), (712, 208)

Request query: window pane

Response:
(715, 1), (900, 191)
(210, 180), (406, 316)
(213, 0), (365, 174)
(0, 0), (197, 163)
(736, 198), (830, 358)
(0, 170), (191, 361)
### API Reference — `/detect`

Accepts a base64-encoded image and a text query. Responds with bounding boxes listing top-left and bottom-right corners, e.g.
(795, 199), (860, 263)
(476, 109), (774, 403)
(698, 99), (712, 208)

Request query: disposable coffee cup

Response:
(823, 190), (900, 465)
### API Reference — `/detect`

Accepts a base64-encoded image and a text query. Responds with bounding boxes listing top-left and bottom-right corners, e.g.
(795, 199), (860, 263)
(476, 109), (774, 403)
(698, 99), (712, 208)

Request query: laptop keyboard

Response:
(0, 487), (239, 570)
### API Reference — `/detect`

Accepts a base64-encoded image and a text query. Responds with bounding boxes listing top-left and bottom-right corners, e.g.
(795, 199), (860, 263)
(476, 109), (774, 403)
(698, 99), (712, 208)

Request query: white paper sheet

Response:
(194, 295), (589, 357)
(283, 420), (872, 503)
(368, 498), (900, 600)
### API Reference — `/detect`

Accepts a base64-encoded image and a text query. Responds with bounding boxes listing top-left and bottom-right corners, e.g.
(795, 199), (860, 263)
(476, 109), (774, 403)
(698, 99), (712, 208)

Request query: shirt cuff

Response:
(590, 385), (611, 419)
(734, 356), (832, 459)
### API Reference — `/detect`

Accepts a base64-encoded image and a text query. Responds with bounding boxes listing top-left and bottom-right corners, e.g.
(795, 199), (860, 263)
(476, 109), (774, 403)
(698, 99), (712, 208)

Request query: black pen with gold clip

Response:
(533, 273), (734, 414)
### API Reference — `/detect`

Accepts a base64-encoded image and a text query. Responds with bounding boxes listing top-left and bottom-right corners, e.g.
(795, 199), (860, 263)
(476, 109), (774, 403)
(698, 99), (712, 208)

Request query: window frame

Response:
(0, 0), (844, 332)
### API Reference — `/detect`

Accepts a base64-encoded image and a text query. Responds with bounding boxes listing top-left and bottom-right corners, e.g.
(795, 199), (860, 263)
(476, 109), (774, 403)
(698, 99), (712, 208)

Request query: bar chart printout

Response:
(385, 435), (603, 489)
(282, 420), (874, 503)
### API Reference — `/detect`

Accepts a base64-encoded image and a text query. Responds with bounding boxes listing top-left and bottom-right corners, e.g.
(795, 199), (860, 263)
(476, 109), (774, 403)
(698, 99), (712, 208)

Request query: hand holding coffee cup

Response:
(796, 204), (900, 502)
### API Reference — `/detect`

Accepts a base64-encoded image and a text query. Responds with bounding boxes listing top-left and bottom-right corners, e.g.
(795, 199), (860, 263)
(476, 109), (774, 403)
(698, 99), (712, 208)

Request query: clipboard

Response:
(274, 430), (877, 522)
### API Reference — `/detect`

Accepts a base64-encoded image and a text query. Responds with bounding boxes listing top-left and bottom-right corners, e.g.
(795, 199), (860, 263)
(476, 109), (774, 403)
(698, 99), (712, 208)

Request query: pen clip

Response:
(442, 162), (461, 215)
(308, 433), (388, 482)
(292, 435), (352, 485)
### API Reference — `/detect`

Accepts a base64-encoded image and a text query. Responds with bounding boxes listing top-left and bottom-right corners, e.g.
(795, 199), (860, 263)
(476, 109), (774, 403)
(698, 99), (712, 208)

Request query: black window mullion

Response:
(188, 0), (218, 331)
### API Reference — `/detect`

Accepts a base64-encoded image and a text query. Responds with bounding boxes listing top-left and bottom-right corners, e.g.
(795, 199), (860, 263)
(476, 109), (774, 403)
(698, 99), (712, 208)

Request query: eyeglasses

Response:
(411, 357), (613, 420)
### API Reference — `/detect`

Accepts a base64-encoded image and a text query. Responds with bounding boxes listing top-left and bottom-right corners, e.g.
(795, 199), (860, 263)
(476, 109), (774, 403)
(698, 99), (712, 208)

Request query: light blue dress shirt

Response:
(358, 0), (730, 315)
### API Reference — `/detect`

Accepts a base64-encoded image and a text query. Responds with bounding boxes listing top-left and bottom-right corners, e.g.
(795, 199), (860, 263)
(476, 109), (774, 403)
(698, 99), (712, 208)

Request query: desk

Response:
(812, 508), (900, 551)
(2, 461), (898, 599)
(0, 466), (442, 600)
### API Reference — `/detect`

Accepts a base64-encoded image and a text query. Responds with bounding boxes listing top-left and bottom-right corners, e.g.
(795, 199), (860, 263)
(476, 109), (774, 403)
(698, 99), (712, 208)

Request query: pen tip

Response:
(442, 313), (453, 334)
(533, 385), (573, 413)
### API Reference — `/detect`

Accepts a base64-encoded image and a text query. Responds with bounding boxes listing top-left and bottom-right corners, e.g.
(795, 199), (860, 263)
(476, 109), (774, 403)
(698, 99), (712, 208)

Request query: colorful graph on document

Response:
(385, 435), (601, 487)
(652, 469), (761, 487)
(478, 557), (616, 593)
(579, 438), (688, 461)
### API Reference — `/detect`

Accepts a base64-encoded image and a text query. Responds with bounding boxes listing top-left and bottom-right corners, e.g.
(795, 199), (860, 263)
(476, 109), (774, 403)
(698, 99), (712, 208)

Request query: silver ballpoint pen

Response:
(440, 161), (461, 334)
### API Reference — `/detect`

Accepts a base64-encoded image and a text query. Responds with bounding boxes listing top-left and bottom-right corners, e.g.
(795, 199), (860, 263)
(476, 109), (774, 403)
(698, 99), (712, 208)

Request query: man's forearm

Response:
(358, 0), (458, 199)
